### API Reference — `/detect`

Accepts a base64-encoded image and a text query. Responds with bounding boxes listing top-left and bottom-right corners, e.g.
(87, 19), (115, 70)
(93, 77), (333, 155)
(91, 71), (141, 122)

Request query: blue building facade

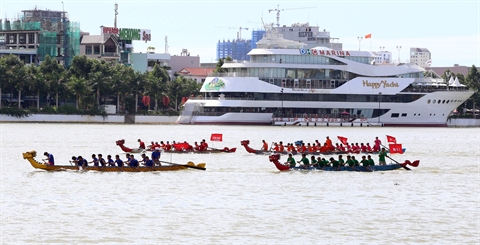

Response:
(216, 29), (265, 61)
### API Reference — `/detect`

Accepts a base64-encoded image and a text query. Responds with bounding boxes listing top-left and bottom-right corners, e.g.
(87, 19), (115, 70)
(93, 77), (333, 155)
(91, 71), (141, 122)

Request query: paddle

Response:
(385, 155), (410, 170)
(160, 160), (206, 170)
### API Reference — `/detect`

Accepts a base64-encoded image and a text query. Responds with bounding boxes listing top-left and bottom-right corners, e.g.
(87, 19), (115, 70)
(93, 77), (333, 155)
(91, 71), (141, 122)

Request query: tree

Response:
(67, 76), (91, 109)
(146, 72), (165, 111)
(464, 65), (480, 118)
(26, 65), (48, 110)
(214, 56), (232, 73)
(39, 55), (67, 107)
(110, 64), (130, 113)
(167, 76), (201, 111)
(1, 55), (26, 108)
(0, 57), (7, 109)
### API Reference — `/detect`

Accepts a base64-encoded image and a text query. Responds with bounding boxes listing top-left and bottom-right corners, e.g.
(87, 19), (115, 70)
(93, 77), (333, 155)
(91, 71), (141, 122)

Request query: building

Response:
(426, 64), (471, 78)
(373, 50), (393, 64)
(170, 49), (200, 73)
(251, 30), (266, 49)
(216, 39), (252, 61)
(0, 8), (80, 67)
(410, 47), (431, 68)
(216, 23), (343, 62)
(79, 32), (120, 63)
(177, 67), (215, 83)
(274, 22), (342, 50)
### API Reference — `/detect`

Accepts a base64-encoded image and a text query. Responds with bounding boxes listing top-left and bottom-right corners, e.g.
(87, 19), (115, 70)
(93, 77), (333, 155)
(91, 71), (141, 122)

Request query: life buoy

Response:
(294, 117), (298, 121)
(321, 118), (325, 122)
(315, 118), (318, 122)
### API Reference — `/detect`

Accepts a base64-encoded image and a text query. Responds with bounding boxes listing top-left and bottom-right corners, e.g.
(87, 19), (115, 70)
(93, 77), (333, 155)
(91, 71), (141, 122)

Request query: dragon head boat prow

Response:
(116, 139), (125, 146)
(23, 150), (37, 159)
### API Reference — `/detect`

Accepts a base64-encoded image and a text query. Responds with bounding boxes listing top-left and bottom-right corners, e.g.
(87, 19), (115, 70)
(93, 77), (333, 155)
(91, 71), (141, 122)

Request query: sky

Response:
(1, 0), (479, 67)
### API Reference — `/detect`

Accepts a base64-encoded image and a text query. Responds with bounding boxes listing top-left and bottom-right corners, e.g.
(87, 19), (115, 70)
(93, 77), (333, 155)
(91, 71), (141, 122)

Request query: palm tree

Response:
(111, 64), (131, 113)
(39, 55), (67, 107)
(27, 65), (48, 110)
(89, 71), (107, 107)
(67, 76), (91, 109)
(146, 75), (164, 111)
(0, 57), (7, 109)
(1, 55), (26, 108)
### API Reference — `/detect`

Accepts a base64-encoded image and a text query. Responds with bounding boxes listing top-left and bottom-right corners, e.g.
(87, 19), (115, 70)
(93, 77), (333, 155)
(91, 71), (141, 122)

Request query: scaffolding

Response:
(1, 8), (80, 67)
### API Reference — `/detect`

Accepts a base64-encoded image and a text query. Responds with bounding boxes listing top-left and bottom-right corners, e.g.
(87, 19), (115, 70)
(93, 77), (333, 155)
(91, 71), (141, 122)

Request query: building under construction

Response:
(0, 7), (80, 67)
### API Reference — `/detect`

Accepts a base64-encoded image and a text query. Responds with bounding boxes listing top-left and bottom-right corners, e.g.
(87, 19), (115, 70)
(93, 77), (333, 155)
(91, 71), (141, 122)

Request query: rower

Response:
(138, 139), (146, 149)
(360, 143), (367, 152)
(273, 142), (280, 152)
(278, 141), (285, 152)
(338, 155), (345, 166)
(297, 153), (310, 169)
(129, 155), (139, 167)
(285, 153), (296, 168)
(261, 140), (269, 151)
(107, 155), (115, 166)
(151, 148), (161, 165)
(43, 152), (55, 166)
(367, 155), (375, 166)
(366, 143), (373, 152)
(115, 155), (124, 167)
(346, 155), (355, 168)
(98, 154), (107, 167)
(378, 148), (387, 166)
(89, 154), (99, 167)
(329, 157), (340, 170)
(144, 156), (154, 167)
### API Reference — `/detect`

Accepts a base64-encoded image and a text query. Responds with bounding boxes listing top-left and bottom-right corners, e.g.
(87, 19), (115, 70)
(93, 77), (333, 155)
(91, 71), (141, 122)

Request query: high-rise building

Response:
(410, 47), (431, 68)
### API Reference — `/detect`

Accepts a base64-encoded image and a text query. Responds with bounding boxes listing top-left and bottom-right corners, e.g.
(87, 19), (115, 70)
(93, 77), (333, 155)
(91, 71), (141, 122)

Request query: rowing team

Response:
(70, 151), (162, 168)
(141, 139), (209, 152)
(268, 141), (381, 153)
(285, 150), (388, 169)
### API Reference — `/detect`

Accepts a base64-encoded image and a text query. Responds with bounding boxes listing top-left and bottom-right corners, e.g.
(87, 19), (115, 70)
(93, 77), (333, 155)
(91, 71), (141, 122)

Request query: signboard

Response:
(102, 27), (151, 43)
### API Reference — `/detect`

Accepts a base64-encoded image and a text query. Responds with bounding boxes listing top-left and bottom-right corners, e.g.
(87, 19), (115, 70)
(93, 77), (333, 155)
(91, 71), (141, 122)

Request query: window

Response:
(391, 113), (399, 118)
(93, 45), (100, 54)
(401, 113), (407, 117)
(85, 46), (92, 54)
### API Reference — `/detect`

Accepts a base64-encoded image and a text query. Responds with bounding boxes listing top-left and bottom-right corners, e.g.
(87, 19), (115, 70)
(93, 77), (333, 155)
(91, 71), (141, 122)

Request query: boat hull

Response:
(22, 151), (206, 172)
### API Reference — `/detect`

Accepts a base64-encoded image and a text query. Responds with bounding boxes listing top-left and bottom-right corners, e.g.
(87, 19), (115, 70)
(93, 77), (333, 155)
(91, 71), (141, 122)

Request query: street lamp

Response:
(357, 36), (363, 51)
(378, 92), (382, 124)
(445, 71), (451, 90)
(281, 88), (284, 117)
(396, 46), (402, 63)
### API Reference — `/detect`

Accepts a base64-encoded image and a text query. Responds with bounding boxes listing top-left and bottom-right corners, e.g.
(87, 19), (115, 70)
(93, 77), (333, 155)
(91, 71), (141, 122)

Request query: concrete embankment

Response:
(0, 114), (178, 124)
(1, 114), (479, 126)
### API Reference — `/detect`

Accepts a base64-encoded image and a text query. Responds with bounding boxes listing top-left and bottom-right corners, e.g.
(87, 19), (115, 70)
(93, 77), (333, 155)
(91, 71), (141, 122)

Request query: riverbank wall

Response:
(1, 114), (479, 126)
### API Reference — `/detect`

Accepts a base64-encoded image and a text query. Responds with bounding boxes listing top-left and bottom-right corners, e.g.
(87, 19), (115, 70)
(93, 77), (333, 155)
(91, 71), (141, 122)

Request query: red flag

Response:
(210, 133), (223, 142)
(365, 33), (372, 39)
(389, 143), (403, 154)
(337, 136), (348, 145)
(386, 135), (397, 144)
(172, 143), (190, 151)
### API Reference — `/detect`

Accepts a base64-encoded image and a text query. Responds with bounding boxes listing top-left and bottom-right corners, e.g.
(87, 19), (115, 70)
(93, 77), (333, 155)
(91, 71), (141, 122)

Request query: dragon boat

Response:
(240, 140), (405, 155)
(116, 139), (236, 154)
(268, 154), (419, 172)
(240, 140), (346, 155)
(22, 151), (206, 172)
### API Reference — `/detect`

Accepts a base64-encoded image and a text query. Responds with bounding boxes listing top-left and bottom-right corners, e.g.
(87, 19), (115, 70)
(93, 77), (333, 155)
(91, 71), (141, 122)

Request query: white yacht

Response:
(177, 26), (473, 127)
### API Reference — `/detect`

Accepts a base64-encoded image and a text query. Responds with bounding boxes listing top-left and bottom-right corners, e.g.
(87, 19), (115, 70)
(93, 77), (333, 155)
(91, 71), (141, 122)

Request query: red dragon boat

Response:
(240, 140), (346, 155)
(116, 139), (236, 154)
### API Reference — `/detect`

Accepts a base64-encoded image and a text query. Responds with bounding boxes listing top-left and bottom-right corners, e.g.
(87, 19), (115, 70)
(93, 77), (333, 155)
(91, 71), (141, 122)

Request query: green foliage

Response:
(0, 107), (30, 118)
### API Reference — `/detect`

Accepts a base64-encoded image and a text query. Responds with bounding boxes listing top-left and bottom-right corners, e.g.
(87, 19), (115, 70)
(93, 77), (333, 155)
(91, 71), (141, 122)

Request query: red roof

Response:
(178, 68), (215, 76)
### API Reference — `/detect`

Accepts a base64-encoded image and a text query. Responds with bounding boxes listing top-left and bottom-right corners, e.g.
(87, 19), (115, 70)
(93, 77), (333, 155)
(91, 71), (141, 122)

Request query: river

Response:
(0, 123), (479, 244)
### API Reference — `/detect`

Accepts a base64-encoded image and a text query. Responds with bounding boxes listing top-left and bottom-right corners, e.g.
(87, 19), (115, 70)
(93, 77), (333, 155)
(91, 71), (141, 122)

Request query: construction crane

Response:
(268, 4), (316, 27)
(215, 26), (250, 40)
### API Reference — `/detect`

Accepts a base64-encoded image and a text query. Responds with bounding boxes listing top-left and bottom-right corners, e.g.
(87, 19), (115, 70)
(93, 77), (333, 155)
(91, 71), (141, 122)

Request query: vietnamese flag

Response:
(386, 135), (397, 144)
(210, 133), (223, 142)
(365, 33), (372, 39)
(337, 136), (348, 145)
(389, 143), (403, 154)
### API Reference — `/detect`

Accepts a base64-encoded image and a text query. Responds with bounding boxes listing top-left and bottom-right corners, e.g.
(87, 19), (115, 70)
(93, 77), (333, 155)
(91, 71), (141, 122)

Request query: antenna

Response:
(268, 4), (316, 27)
(165, 36), (169, 54)
(114, 3), (118, 28)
